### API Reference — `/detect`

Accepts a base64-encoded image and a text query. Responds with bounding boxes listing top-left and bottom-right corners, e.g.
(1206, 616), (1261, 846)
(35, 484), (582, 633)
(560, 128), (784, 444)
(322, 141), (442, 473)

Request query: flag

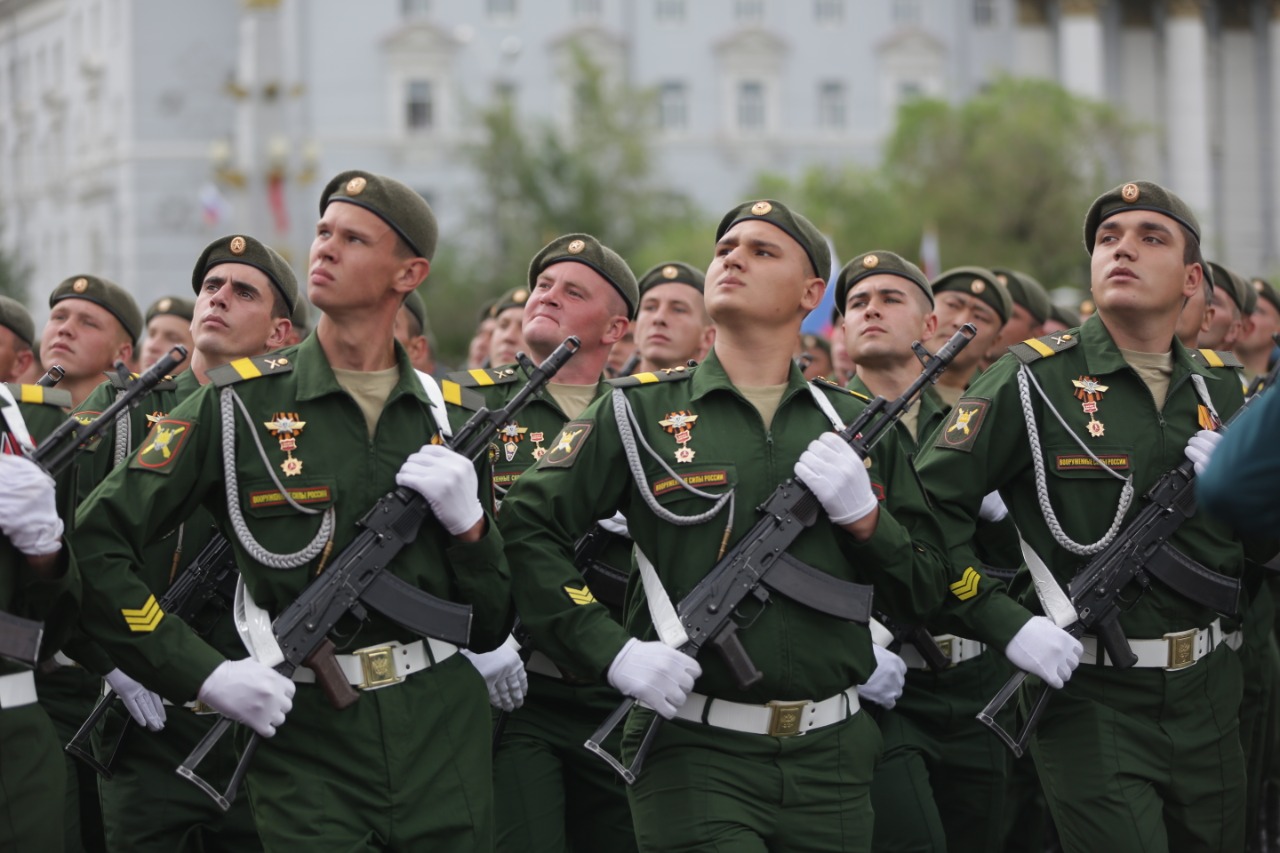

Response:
(199, 183), (231, 228)
(267, 172), (289, 235)
(919, 224), (940, 279)
(801, 235), (840, 336)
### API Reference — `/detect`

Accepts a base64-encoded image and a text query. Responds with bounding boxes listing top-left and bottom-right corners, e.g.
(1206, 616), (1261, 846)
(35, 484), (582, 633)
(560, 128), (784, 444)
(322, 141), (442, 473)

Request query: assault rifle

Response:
(66, 534), (239, 778)
(976, 373), (1278, 758)
(178, 336), (581, 811)
(35, 364), (66, 387)
(585, 325), (977, 784)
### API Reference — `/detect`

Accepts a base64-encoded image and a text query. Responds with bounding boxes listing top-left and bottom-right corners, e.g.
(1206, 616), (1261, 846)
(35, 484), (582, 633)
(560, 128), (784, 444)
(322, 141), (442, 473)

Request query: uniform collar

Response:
(294, 333), (430, 404)
(689, 347), (811, 404)
(1080, 312), (1218, 383)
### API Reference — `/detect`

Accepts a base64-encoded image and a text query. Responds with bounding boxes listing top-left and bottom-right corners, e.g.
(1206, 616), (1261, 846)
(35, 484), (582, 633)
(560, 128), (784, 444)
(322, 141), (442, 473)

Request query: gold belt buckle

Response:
(355, 644), (402, 690)
(1164, 628), (1199, 671)
(188, 700), (218, 715)
(936, 637), (954, 667)
(766, 700), (809, 737)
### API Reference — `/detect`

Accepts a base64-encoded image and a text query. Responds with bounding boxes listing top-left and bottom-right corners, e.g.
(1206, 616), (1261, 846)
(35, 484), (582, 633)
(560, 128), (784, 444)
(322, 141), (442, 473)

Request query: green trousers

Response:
(1236, 587), (1276, 840)
(38, 665), (106, 853)
(869, 650), (1013, 853)
(1031, 643), (1245, 853)
(0, 702), (65, 851)
(96, 704), (261, 852)
(242, 654), (493, 853)
(492, 673), (638, 853)
(624, 705), (882, 852)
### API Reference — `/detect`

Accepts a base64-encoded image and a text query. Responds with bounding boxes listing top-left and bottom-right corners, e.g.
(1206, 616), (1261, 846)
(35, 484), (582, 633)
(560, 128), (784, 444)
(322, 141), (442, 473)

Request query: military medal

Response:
(264, 412), (307, 476)
(530, 431), (547, 460)
(1071, 376), (1109, 438)
(498, 421), (528, 462)
(145, 411), (166, 428)
(659, 411), (699, 463)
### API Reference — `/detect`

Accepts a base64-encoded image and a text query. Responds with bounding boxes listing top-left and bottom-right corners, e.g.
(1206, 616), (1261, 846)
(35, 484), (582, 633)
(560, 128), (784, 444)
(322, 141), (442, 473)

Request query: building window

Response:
(735, 0), (765, 22)
(655, 0), (685, 23)
(406, 79), (434, 131)
(572, 0), (602, 17)
(892, 0), (920, 25)
(814, 0), (844, 24)
(737, 80), (765, 131)
(818, 80), (845, 129)
(487, 0), (517, 20)
(401, 0), (431, 18)
(659, 81), (687, 130)
(973, 0), (995, 25)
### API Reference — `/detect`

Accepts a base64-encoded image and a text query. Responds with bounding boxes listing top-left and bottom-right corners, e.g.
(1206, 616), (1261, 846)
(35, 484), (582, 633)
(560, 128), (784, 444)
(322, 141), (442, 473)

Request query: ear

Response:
(11, 348), (33, 381)
(394, 259), (431, 295)
(1200, 303), (1216, 336)
(697, 325), (716, 360)
(116, 341), (134, 367)
(800, 278), (826, 313)
(921, 311), (939, 341)
(264, 318), (292, 351)
(601, 316), (630, 347)
(1182, 263), (1203, 302)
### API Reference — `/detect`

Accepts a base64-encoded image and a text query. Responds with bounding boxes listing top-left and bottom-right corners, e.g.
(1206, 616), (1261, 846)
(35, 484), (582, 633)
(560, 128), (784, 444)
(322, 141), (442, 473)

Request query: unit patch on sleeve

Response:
(121, 594), (165, 632)
(537, 421), (593, 469)
(129, 418), (194, 473)
(935, 397), (990, 453)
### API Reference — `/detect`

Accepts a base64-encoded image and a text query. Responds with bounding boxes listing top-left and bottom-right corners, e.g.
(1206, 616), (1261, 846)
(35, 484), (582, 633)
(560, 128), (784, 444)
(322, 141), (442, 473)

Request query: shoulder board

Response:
(208, 354), (296, 388)
(445, 366), (521, 388)
(106, 371), (176, 392)
(1011, 330), (1082, 364)
(608, 365), (695, 388)
(440, 379), (488, 411)
(3, 383), (71, 409)
(1188, 348), (1243, 369)
(810, 376), (870, 401)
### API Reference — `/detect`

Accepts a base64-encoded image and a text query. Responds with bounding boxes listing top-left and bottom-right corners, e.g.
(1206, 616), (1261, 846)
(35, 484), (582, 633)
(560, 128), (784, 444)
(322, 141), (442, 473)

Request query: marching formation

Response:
(0, 171), (1276, 853)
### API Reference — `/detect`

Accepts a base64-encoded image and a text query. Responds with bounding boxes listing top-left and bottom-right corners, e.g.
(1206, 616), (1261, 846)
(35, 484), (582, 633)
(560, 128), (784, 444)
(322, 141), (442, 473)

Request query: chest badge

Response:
(264, 412), (307, 476)
(659, 410), (699, 464)
(1071, 376), (1109, 438)
(530, 431), (547, 460)
(497, 421), (528, 463)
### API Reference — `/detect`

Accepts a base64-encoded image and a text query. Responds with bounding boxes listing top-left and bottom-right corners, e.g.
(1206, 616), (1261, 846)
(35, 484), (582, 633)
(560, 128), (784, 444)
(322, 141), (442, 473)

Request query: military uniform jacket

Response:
(847, 376), (948, 455)
(499, 350), (1008, 704)
(915, 314), (1258, 645)
(72, 334), (512, 702)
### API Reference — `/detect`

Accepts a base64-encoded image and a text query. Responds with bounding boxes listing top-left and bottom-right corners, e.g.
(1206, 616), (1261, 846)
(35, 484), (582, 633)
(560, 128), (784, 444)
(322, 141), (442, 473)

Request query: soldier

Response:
(923, 267), (1011, 408)
(915, 181), (1270, 852)
(71, 170), (513, 850)
(467, 298), (498, 369)
(448, 232), (638, 853)
(280, 296), (310, 347)
(984, 268), (1051, 370)
(39, 276), (142, 408)
(498, 200), (1078, 852)
(1235, 278), (1280, 386)
(394, 288), (437, 375)
(64, 234), (294, 852)
(1043, 303), (1080, 336)
(632, 261), (714, 374)
(488, 287), (530, 368)
(0, 296), (37, 382)
(138, 296), (196, 374)
(798, 332), (834, 380)
(1176, 263), (1215, 349)
(1200, 261), (1253, 352)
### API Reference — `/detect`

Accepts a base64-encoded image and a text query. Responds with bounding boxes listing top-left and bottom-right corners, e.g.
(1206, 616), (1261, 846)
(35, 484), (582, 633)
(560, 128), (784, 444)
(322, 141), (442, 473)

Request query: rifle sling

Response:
(358, 570), (473, 647)
(579, 560), (628, 609)
(1144, 541), (1241, 619)
(761, 552), (873, 624)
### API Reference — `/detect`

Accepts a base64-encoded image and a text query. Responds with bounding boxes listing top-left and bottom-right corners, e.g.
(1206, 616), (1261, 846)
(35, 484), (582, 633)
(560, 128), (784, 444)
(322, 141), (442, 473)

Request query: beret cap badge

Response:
(1121, 183), (1140, 203)
(229, 236), (247, 255)
(345, 176), (367, 195)
(662, 265), (679, 279)
(567, 239), (585, 254)
(73, 277), (88, 293)
(751, 200), (773, 215)
(971, 279), (986, 294)
(157, 298), (172, 312)
(862, 254), (879, 269)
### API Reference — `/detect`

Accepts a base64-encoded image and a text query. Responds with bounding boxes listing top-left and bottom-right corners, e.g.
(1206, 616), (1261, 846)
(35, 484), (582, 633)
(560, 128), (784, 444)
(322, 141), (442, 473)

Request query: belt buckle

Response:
(355, 644), (402, 690)
(936, 637), (954, 667)
(1163, 628), (1198, 671)
(188, 700), (218, 715)
(766, 700), (809, 737)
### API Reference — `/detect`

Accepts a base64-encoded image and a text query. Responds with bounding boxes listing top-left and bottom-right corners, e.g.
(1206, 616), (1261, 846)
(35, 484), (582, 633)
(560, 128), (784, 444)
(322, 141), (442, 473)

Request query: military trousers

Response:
(624, 704), (882, 852)
(869, 650), (1013, 853)
(0, 701), (65, 851)
(1031, 642), (1245, 853)
(241, 654), (493, 853)
(492, 673), (638, 853)
(1235, 586), (1276, 839)
(38, 665), (106, 853)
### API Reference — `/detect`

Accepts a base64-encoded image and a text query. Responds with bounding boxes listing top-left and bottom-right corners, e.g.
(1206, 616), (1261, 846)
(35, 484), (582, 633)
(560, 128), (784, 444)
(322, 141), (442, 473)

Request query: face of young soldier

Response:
(393, 304), (432, 373)
(141, 313), (195, 372)
(705, 220), (823, 330)
(926, 290), (1002, 372)
(488, 306), (526, 367)
(843, 275), (936, 371)
(0, 325), (31, 383)
(1240, 297), (1280, 353)
(1090, 209), (1200, 321)
(308, 201), (414, 314)
(467, 317), (495, 368)
(1175, 277), (1210, 348)
(635, 282), (710, 369)
(40, 299), (131, 382)
(1200, 284), (1240, 350)
(192, 263), (288, 362)
(988, 301), (1042, 365)
(523, 261), (627, 359)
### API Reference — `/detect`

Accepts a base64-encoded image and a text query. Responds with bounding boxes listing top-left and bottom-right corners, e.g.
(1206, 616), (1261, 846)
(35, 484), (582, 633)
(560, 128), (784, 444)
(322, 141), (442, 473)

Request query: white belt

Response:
(900, 634), (986, 670)
(1081, 618), (1237, 671)
(0, 671), (38, 709)
(291, 639), (457, 691)
(672, 687), (860, 738)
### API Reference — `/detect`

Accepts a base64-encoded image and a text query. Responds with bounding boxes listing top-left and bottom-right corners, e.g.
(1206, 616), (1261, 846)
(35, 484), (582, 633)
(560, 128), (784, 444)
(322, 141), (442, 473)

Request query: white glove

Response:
(196, 659), (295, 738)
(1004, 616), (1082, 690)
(105, 668), (166, 731)
(597, 512), (630, 538)
(1184, 429), (1223, 477)
(461, 635), (527, 712)
(0, 455), (62, 556)
(395, 444), (484, 536)
(858, 644), (907, 709)
(606, 638), (701, 719)
(979, 490), (1009, 523)
(795, 432), (877, 526)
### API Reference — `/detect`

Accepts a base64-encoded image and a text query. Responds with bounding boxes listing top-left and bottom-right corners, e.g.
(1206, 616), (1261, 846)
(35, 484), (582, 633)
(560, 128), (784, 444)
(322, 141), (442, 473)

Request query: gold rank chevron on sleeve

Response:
(121, 594), (164, 633)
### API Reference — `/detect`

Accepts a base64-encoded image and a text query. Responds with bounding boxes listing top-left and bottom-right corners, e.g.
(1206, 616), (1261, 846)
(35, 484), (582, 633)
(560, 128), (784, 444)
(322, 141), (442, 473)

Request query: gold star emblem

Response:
(862, 254), (879, 269)
(229, 236), (247, 255)
(346, 176), (367, 195)
(1121, 182), (1140, 203)
(751, 201), (773, 215)
(662, 265), (679, 279)
(567, 239), (585, 254)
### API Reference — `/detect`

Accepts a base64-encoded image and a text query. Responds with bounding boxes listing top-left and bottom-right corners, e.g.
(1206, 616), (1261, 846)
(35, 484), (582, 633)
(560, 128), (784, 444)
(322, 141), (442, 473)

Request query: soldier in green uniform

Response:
(632, 261), (714, 375)
(498, 200), (1079, 852)
(65, 234), (295, 852)
(138, 296), (196, 374)
(1236, 277), (1280, 387)
(394, 289), (436, 375)
(448, 232), (638, 853)
(1200, 261), (1254, 352)
(0, 296), (38, 383)
(71, 170), (513, 851)
(923, 267), (1011, 409)
(984, 268), (1051, 370)
(915, 181), (1274, 853)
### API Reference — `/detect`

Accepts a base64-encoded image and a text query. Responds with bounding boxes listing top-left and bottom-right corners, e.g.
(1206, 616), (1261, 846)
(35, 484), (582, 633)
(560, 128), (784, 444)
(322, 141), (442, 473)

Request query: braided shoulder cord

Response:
(112, 390), (130, 467)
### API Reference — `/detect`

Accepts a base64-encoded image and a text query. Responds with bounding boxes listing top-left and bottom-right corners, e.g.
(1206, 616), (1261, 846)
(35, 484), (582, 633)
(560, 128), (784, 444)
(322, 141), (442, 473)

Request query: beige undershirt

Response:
(901, 397), (923, 442)
(333, 365), (399, 438)
(934, 384), (964, 410)
(547, 383), (598, 421)
(738, 383), (788, 431)
(1120, 348), (1174, 411)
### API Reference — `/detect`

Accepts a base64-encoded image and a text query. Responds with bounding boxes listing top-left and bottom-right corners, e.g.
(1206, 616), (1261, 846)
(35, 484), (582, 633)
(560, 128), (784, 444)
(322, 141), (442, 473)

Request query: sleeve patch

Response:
(537, 421), (593, 469)
(122, 594), (165, 632)
(949, 566), (980, 601)
(565, 585), (597, 605)
(129, 418), (193, 473)
(934, 397), (991, 453)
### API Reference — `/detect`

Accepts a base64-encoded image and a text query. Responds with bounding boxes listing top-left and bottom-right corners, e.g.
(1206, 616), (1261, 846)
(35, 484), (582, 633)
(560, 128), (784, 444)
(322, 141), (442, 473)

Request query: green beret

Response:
(49, 275), (143, 345)
(192, 234), (299, 314)
(528, 234), (639, 319)
(145, 296), (195, 325)
(716, 199), (830, 281)
(1206, 261), (1255, 315)
(638, 262), (704, 297)
(489, 286), (530, 318)
(0, 296), (35, 347)
(931, 266), (1013, 324)
(834, 251), (932, 315)
(320, 170), (437, 262)
(1250, 278), (1280, 316)
(291, 297), (311, 332)
(991, 268), (1051, 323)
(403, 289), (427, 333)
(1082, 180), (1201, 256)
(1049, 303), (1080, 328)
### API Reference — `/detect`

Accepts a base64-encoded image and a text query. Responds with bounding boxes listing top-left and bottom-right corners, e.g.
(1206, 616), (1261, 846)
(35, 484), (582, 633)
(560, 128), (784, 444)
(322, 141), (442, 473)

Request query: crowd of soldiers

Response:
(0, 169), (1276, 853)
